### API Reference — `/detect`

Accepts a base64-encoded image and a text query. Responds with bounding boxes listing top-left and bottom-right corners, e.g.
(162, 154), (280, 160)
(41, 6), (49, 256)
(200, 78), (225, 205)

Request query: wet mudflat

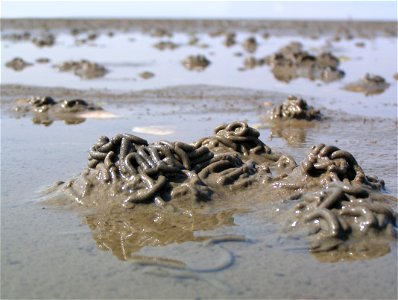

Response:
(1, 19), (397, 299)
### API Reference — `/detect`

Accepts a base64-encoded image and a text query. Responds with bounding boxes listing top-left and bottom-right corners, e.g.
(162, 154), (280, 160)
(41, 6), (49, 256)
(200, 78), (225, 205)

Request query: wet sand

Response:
(1, 19), (397, 299)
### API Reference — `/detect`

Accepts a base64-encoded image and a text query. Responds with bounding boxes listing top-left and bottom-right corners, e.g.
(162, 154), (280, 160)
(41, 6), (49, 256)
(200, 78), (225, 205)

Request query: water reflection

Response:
(13, 107), (87, 126)
(11, 97), (107, 126)
(312, 240), (392, 263)
(270, 125), (308, 146)
(263, 119), (319, 147)
(264, 42), (345, 83)
(84, 204), (243, 261)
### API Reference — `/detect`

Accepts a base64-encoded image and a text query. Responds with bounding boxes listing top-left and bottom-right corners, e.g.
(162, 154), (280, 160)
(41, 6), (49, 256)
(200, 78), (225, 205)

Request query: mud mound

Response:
(182, 55), (211, 71)
(5, 57), (33, 71)
(270, 95), (322, 121)
(344, 73), (390, 95)
(55, 60), (108, 79)
(264, 42), (345, 82)
(45, 121), (397, 260)
(12, 96), (103, 126)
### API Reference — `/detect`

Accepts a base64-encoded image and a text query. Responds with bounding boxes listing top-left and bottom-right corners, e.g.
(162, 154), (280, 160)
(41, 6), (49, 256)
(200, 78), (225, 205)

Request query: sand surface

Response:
(1, 19), (397, 299)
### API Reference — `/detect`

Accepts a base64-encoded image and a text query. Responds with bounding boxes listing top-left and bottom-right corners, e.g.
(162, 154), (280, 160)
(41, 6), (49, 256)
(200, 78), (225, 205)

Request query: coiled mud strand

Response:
(291, 184), (397, 258)
(300, 143), (383, 189)
(74, 121), (277, 208)
(50, 121), (397, 258)
(270, 95), (322, 121)
(283, 143), (396, 257)
(194, 121), (272, 156)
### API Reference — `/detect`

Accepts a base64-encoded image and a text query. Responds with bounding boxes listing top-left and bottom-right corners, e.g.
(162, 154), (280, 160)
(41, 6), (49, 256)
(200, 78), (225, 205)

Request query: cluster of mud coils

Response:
(5, 57), (51, 71)
(55, 60), (108, 79)
(269, 95), (321, 121)
(182, 55), (211, 71)
(4, 32), (393, 93)
(5, 57), (109, 80)
(261, 95), (323, 146)
(47, 119), (397, 261)
(343, 73), (391, 96)
(243, 41), (345, 83)
(12, 96), (102, 126)
(3, 31), (55, 47)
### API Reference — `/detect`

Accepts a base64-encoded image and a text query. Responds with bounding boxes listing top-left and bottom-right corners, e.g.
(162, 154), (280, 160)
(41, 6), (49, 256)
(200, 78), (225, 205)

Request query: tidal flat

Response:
(1, 19), (397, 299)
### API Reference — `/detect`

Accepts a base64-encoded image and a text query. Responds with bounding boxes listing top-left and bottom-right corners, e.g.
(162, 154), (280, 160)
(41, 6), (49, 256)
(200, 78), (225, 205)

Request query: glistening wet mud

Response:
(43, 119), (396, 262)
(11, 96), (104, 126)
(1, 19), (397, 299)
(344, 73), (390, 95)
(2, 84), (397, 299)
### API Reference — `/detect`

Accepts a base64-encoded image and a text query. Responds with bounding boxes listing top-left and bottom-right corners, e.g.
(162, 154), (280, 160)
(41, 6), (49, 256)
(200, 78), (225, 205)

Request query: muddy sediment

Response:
(138, 71), (155, 79)
(55, 60), (108, 79)
(44, 120), (397, 261)
(262, 95), (322, 146)
(239, 41), (345, 82)
(224, 32), (236, 47)
(344, 74), (390, 95)
(2, 31), (31, 41)
(182, 55), (211, 71)
(0, 84), (282, 110)
(148, 28), (173, 37)
(153, 41), (179, 50)
(32, 32), (55, 47)
(36, 57), (51, 64)
(5, 57), (33, 71)
(2, 16), (398, 299)
(2, 19), (397, 38)
(242, 37), (258, 53)
(269, 95), (322, 121)
(264, 42), (345, 82)
(12, 96), (103, 125)
(1, 81), (397, 298)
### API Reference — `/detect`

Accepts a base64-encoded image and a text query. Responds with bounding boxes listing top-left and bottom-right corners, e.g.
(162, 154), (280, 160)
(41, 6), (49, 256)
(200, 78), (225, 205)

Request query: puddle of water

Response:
(2, 31), (397, 117)
(1, 96), (397, 299)
(1, 27), (397, 299)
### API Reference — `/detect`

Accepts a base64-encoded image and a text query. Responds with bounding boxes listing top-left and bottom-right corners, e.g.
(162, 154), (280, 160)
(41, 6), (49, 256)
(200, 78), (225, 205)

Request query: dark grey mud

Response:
(44, 121), (397, 261)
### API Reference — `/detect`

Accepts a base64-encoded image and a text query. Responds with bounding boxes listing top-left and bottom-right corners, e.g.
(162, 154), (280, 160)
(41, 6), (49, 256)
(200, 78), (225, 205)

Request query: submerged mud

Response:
(44, 121), (397, 261)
